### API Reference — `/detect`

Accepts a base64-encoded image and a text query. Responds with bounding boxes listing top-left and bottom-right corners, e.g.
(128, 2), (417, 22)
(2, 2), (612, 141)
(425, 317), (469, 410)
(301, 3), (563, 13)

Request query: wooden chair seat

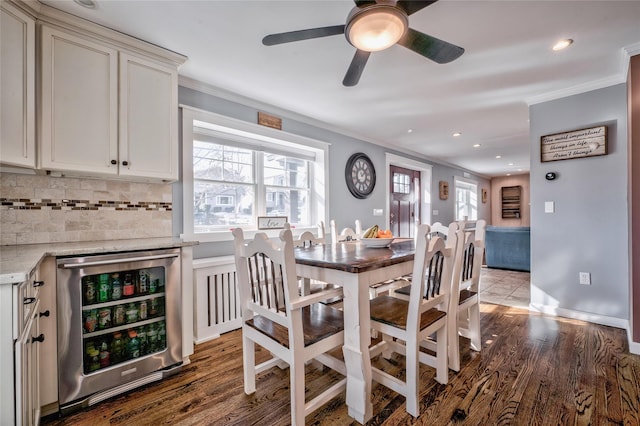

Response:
(370, 295), (446, 331)
(392, 285), (476, 304)
(247, 303), (344, 348)
(458, 289), (477, 305)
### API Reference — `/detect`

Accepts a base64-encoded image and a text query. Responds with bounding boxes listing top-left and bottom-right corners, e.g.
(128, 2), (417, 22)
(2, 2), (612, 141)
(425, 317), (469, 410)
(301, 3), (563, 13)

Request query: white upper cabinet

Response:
(38, 10), (185, 182)
(1, 2), (36, 168)
(119, 53), (178, 180)
(40, 26), (119, 176)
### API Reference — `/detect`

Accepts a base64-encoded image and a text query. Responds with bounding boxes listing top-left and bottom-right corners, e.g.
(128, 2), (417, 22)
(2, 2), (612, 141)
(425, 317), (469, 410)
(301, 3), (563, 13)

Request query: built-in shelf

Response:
(501, 186), (521, 219)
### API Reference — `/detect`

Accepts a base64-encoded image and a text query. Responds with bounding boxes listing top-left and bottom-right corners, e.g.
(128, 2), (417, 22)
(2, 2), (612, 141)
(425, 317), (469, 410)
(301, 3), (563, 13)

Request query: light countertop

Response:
(0, 237), (198, 285)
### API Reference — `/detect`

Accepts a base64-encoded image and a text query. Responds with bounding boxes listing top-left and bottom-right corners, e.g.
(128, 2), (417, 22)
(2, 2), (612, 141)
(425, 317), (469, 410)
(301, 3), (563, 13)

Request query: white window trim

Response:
(454, 175), (478, 221)
(181, 106), (330, 242)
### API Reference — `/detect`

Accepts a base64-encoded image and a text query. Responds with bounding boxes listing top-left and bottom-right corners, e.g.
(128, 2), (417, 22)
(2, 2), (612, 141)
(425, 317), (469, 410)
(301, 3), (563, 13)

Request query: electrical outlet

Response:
(579, 272), (591, 285)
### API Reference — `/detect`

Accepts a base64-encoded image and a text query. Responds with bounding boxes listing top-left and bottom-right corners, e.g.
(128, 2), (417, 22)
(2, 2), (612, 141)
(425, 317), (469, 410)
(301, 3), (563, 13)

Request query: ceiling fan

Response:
(262, 0), (464, 87)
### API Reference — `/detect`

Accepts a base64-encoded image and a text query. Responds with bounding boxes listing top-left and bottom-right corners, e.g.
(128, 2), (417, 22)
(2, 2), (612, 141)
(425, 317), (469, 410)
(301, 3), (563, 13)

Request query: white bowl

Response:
(360, 237), (394, 248)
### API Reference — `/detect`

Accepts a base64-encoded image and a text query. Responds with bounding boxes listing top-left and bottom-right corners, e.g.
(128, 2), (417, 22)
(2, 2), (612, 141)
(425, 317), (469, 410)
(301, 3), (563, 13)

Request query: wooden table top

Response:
(294, 239), (415, 274)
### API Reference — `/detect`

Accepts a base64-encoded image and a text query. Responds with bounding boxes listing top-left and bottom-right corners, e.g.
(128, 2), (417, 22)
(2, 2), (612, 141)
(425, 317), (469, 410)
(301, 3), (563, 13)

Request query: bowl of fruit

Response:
(360, 225), (394, 248)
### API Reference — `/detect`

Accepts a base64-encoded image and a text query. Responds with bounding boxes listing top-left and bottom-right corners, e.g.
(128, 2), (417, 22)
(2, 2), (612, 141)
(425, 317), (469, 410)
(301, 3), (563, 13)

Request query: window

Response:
(454, 177), (478, 221)
(182, 107), (328, 241)
(393, 172), (410, 194)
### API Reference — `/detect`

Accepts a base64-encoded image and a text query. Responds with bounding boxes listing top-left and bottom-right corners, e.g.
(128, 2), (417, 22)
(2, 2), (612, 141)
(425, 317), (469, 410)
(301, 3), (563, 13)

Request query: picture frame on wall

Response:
(439, 181), (449, 200)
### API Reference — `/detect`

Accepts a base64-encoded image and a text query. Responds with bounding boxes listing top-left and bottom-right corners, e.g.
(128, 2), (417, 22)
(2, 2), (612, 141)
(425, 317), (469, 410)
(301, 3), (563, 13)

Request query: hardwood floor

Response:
(43, 274), (640, 425)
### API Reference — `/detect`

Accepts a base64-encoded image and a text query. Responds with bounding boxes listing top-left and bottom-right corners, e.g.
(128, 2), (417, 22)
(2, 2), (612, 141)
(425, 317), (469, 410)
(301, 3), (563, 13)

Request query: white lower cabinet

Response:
(0, 268), (48, 426)
(16, 300), (42, 426)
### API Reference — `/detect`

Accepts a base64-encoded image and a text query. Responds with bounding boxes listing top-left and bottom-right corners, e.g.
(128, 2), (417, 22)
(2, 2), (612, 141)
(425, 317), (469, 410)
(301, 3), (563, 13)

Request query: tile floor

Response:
(479, 266), (530, 309)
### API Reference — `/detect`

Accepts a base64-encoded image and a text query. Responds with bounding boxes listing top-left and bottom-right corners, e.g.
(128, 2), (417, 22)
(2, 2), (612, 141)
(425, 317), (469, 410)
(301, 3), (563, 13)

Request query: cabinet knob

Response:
(23, 297), (36, 305)
(31, 334), (45, 344)
(33, 280), (45, 287)
(111, 160), (117, 165)
(39, 310), (50, 318)
(122, 160), (129, 166)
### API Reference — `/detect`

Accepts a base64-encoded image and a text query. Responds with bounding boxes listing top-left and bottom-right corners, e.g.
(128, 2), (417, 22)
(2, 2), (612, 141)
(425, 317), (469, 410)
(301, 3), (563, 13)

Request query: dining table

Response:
(294, 238), (415, 424)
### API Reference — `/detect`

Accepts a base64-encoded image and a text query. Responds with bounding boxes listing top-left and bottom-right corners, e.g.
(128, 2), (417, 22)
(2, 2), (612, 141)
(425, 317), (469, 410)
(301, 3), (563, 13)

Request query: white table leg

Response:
(341, 276), (373, 424)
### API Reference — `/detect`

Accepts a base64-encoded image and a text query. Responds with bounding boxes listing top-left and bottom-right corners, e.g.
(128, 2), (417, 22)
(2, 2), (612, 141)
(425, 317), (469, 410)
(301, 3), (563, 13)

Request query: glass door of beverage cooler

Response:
(56, 249), (182, 411)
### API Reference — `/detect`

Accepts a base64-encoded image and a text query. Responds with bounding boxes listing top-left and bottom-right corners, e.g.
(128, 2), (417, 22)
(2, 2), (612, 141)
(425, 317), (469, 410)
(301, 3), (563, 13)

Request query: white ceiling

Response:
(41, 0), (640, 177)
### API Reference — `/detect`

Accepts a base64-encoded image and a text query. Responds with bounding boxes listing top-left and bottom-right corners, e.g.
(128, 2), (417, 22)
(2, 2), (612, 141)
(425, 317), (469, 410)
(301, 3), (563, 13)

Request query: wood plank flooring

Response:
(42, 301), (640, 426)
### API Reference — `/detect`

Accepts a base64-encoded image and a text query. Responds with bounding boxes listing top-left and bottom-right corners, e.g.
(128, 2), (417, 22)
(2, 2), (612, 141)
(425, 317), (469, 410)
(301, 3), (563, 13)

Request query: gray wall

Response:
(176, 86), (490, 259)
(529, 84), (629, 320)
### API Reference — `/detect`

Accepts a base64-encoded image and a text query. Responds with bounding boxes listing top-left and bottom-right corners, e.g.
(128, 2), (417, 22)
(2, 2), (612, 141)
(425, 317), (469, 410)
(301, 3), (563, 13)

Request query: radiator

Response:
(193, 256), (241, 344)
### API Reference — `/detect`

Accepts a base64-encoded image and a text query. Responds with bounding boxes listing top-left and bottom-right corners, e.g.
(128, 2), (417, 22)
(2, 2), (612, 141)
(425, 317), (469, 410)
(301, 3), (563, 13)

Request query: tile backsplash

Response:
(0, 172), (173, 245)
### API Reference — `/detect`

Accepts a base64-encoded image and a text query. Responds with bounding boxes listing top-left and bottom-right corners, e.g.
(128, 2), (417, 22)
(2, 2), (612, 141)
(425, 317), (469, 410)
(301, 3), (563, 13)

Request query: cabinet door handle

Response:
(122, 160), (129, 166)
(31, 334), (45, 344)
(39, 310), (50, 318)
(111, 159), (117, 165)
(23, 297), (36, 305)
(33, 280), (45, 287)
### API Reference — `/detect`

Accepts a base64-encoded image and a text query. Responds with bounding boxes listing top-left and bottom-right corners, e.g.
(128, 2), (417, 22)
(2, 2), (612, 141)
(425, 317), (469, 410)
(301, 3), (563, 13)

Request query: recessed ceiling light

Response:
(495, 155), (502, 159)
(517, 168), (523, 172)
(552, 38), (573, 51)
(452, 132), (462, 137)
(508, 162), (514, 166)
(473, 144), (481, 148)
(407, 129), (413, 133)
(74, 0), (96, 8)
(506, 173), (511, 176)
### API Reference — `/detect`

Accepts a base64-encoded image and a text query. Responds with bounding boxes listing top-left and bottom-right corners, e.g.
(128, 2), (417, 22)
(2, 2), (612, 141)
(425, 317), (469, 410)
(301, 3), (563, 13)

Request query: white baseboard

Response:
(529, 303), (640, 354)
(627, 328), (640, 355)
(529, 303), (628, 329)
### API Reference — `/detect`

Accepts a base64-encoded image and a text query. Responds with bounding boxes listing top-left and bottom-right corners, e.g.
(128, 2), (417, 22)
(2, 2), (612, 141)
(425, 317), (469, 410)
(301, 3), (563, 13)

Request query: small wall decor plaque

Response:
(439, 181), (449, 200)
(257, 216), (288, 229)
(540, 125), (607, 163)
(482, 188), (488, 204)
(257, 112), (282, 130)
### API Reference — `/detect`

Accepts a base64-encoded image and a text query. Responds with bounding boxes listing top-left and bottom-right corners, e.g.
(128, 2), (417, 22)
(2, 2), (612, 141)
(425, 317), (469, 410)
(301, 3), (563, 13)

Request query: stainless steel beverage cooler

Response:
(56, 248), (183, 413)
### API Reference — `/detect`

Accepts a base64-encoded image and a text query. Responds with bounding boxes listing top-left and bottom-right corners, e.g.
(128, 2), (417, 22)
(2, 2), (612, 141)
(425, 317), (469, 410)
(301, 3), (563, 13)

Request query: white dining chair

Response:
(448, 219), (486, 371)
(232, 227), (346, 426)
(289, 224), (342, 302)
(368, 224), (457, 418)
(329, 219), (362, 243)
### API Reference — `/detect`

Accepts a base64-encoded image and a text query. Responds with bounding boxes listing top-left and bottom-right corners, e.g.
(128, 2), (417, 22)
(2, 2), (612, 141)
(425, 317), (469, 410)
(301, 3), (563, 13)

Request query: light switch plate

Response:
(373, 209), (383, 216)
(432, 210), (439, 216)
(579, 272), (591, 285)
(544, 201), (554, 213)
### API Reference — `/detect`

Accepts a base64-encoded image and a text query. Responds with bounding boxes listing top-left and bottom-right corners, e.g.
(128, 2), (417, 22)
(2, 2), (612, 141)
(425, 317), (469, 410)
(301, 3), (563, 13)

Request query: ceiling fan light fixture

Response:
(346, 6), (408, 52)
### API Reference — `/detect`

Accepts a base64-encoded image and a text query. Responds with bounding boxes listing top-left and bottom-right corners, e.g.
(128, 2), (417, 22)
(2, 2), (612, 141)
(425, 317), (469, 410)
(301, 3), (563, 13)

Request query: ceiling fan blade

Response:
(343, 50), (371, 87)
(397, 27), (464, 64)
(396, 1), (438, 16)
(354, 0), (377, 7)
(262, 25), (345, 46)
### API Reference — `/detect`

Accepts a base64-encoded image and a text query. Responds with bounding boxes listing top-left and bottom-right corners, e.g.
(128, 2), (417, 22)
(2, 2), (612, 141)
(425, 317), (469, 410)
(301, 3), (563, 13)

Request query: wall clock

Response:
(345, 152), (376, 199)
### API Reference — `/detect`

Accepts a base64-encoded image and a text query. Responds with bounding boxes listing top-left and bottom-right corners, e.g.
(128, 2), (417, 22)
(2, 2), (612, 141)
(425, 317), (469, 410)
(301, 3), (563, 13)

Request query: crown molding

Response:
(527, 43), (640, 106)
(36, 2), (187, 67)
(526, 73), (626, 106)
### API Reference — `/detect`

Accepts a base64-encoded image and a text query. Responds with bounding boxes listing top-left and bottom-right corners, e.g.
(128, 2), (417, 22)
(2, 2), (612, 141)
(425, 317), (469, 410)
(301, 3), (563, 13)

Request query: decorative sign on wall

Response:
(439, 181), (449, 200)
(257, 112), (282, 130)
(540, 125), (607, 163)
(257, 216), (288, 229)
(482, 188), (488, 204)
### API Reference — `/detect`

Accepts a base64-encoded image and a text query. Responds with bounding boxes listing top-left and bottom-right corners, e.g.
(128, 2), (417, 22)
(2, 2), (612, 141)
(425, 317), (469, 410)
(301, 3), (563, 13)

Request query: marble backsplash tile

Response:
(0, 172), (173, 245)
